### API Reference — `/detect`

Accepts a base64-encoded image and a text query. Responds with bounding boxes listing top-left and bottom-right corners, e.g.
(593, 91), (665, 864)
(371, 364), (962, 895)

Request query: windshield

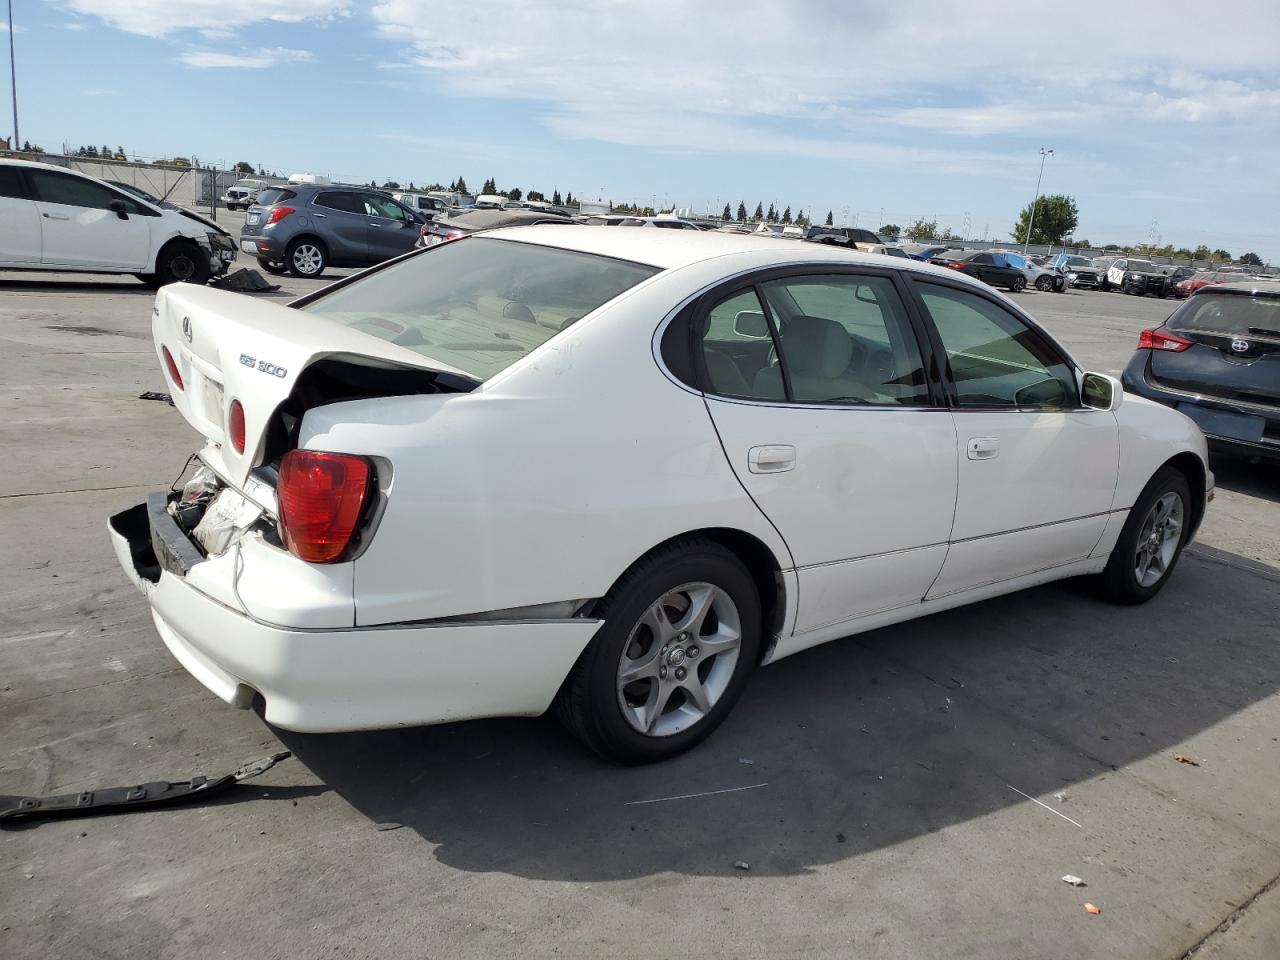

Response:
(1128, 260), (1160, 273)
(1170, 293), (1280, 339)
(1065, 256), (1091, 267)
(301, 238), (660, 380)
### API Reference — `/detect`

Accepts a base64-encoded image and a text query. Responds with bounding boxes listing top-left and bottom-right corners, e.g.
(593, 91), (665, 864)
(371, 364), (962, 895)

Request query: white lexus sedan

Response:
(109, 227), (1211, 763)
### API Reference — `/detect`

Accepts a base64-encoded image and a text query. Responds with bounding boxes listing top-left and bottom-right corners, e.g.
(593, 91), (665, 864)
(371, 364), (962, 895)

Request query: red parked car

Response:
(1173, 270), (1243, 299)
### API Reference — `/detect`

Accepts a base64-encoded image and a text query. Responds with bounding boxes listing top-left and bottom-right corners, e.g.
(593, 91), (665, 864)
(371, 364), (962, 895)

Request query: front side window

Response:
(27, 171), (118, 210)
(727, 274), (930, 406)
(302, 238), (659, 381)
(916, 282), (1076, 409)
(0, 166), (27, 199)
(363, 194), (411, 220)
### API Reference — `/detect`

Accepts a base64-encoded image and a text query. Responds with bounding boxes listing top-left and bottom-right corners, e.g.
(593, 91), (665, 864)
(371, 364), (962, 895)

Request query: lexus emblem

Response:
(1230, 338), (1250, 353)
(181, 315), (193, 342)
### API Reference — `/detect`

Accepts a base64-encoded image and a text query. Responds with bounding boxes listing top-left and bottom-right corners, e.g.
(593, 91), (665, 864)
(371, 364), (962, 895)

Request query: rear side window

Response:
(1169, 294), (1280, 339)
(258, 188), (296, 205)
(302, 238), (659, 381)
(27, 170), (118, 210)
(0, 166), (27, 199)
(314, 191), (361, 213)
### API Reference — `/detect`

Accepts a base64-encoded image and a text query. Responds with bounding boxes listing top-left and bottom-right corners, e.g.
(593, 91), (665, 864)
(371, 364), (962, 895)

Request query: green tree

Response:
(1011, 194), (1078, 245)
(824, 210), (833, 226)
(481, 177), (496, 194)
(1211, 248), (1232, 261)
(1240, 252), (1263, 266)
(736, 201), (748, 221)
(381, 181), (401, 190)
(783, 206), (793, 223)
(721, 202), (732, 220)
(765, 203), (776, 221)
(1191, 245), (1211, 260)
(906, 218), (938, 239)
(506, 186), (523, 202)
(234, 161), (254, 175)
(116, 145), (126, 158)
(878, 223), (900, 238)
(527, 190), (545, 201)
(552, 189), (563, 205)
(564, 192), (574, 206)
(752, 202), (764, 221)
(795, 209), (809, 227)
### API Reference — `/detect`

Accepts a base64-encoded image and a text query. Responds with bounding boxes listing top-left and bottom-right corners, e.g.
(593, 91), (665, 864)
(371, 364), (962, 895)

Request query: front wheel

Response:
(1010, 275), (1027, 293)
(554, 539), (761, 763)
(257, 257), (287, 276)
(146, 240), (208, 286)
(1097, 466), (1192, 604)
(285, 238), (327, 278)
(1035, 275), (1053, 291)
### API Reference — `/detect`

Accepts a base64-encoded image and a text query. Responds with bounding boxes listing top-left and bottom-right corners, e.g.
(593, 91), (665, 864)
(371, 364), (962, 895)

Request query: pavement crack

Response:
(0, 482), (158, 500)
(1177, 867), (1280, 958)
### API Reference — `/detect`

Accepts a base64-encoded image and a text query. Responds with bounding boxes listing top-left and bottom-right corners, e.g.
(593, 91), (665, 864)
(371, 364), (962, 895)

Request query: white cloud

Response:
(180, 47), (315, 69)
(65, 0), (348, 38)
(368, 0), (1280, 161)
(0, 21), (27, 33)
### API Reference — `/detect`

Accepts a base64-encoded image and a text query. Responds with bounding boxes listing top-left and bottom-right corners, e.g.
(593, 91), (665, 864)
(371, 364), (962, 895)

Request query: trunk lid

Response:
(152, 284), (473, 488)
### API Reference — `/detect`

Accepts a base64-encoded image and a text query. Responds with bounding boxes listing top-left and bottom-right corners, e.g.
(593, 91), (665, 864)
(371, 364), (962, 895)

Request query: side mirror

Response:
(1014, 377), (1068, 409)
(1082, 372), (1122, 411)
(732, 310), (770, 339)
(108, 199), (129, 220)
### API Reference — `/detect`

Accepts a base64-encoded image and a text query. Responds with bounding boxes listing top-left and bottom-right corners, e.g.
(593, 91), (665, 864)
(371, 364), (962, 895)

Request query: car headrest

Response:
(781, 315), (851, 378)
(476, 295), (536, 324)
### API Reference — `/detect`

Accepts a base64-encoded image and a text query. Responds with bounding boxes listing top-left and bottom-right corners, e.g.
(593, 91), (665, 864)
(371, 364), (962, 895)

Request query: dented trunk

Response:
(151, 284), (476, 491)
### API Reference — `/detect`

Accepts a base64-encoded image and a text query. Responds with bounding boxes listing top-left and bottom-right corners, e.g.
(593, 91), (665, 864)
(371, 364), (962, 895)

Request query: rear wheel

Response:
(1098, 466), (1191, 604)
(1010, 275), (1027, 293)
(554, 539), (761, 763)
(285, 238), (327, 278)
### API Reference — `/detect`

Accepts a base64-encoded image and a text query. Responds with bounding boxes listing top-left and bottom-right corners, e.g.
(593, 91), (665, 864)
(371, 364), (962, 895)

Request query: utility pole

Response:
(1023, 147), (1054, 255)
(7, 0), (17, 149)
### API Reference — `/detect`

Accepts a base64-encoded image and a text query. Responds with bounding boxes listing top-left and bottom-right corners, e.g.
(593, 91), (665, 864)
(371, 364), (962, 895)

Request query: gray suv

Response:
(239, 185), (425, 278)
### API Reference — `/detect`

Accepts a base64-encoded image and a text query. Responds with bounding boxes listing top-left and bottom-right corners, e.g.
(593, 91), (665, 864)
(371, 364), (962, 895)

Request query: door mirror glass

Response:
(732, 309), (770, 339)
(108, 198), (128, 219)
(1081, 372), (1121, 411)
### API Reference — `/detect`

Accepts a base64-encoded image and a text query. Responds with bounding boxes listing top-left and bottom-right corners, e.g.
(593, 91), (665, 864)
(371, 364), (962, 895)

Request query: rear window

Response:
(258, 188), (296, 205)
(301, 238), (660, 380)
(1170, 293), (1280, 339)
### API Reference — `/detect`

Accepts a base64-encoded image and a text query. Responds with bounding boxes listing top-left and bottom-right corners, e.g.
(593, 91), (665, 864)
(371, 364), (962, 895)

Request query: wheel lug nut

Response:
(675, 666), (687, 681)
(687, 646), (699, 659)
(659, 666), (667, 679)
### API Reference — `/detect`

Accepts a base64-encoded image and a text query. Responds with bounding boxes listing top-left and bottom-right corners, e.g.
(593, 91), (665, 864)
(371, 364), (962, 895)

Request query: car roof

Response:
(476, 223), (979, 273)
(1196, 280), (1280, 296)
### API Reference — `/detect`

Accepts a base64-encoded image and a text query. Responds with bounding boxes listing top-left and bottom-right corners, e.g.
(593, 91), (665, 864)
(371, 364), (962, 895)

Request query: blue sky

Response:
(7, 1), (1280, 259)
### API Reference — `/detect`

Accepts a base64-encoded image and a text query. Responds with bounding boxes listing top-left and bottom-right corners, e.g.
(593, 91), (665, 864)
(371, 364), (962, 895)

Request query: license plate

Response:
(202, 377), (225, 424)
(1177, 403), (1264, 442)
(247, 213), (260, 225)
(239, 240), (258, 254)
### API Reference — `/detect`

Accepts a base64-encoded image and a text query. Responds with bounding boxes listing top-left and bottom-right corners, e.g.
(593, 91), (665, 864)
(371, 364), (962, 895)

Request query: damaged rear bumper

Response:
(107, 498), (601, 733)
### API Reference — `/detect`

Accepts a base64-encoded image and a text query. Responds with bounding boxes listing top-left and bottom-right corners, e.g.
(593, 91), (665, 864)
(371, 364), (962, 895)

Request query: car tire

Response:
(1097, 466), (1192, 605)
(1035, 275), (1052, 291)
(144, 240), (209, 287)
(553, 538), (762, 764)
(1010, 275), (1027, 293)
(257, 257), (288, 276)
(285, 238), (327, 279)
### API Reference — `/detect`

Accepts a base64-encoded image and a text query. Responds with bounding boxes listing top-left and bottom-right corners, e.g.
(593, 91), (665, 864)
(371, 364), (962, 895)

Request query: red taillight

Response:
(228, 399), (246, 454)
(443, 229), (464, 241)
(1137, 327), (1192, 352)
(266, 206), (296, 226)
(162, 346), (184, 390)
(277, 450), (373, 564)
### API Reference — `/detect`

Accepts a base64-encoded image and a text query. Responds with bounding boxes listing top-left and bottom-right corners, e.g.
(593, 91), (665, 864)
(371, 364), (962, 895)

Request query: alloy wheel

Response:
(1134, 492), (1184, 588)
(292, 244), (323, 275)
(615, 582), (742, 737)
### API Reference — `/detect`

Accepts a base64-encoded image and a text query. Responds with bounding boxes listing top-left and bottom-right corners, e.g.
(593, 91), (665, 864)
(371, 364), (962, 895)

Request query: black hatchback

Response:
(1122, 282), (1280, 462)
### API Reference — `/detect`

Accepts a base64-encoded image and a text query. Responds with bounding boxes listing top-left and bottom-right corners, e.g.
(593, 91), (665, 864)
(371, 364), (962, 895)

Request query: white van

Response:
(393, 192), (450, 218)
(0, 158), (236, 284)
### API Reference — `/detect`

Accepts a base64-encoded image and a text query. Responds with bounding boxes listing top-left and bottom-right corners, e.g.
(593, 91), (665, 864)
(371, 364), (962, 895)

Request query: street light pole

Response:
(1023, 147), (1053, 255)
(7, 0), (17, 149)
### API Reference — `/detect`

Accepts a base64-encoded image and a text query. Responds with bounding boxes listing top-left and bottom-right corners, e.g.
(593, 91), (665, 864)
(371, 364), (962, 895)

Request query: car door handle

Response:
(313, 213), (326, 218)
(967, 437), (1000, 460)
(369, 223), (381, 229)
(748, 444), (796, 474)
(42, 212), (70, 221)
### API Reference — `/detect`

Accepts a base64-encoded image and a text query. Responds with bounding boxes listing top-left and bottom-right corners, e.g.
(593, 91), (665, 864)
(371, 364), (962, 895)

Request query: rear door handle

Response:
(967, 437), (1000, 460)
(748, 444), (796, 474)
(42, 212), (70, 221)
(313, 213), (326, 218)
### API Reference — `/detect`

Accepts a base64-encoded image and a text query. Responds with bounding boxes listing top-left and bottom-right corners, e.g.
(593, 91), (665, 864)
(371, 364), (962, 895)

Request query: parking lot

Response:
(2, 260), (1278, 959)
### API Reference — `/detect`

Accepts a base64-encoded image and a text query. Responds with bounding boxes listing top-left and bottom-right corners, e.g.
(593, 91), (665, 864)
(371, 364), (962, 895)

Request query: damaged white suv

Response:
(110, 228), (1211, 762)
